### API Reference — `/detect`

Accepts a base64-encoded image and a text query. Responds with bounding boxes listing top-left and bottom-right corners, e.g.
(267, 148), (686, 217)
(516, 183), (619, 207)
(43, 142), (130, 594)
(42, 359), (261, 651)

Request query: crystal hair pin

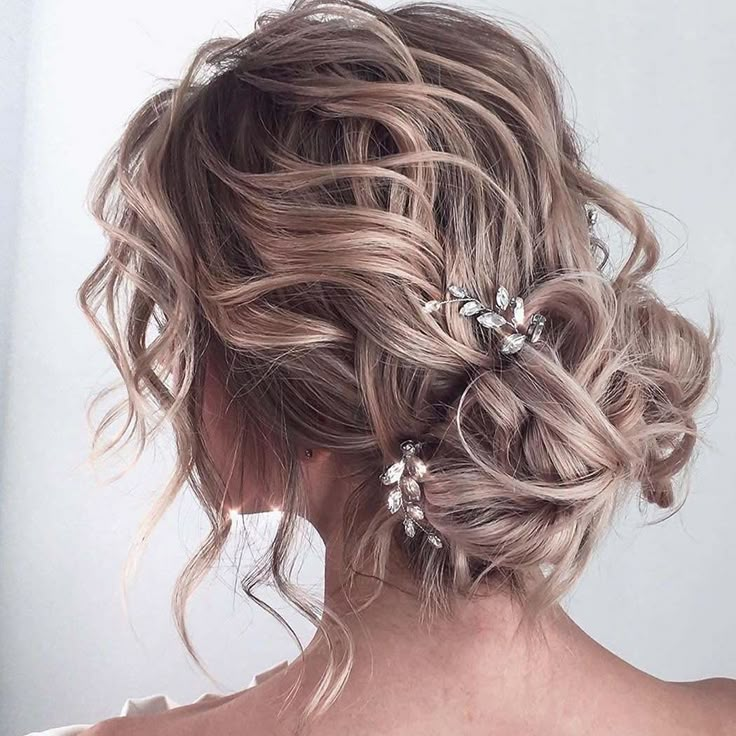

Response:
(423, 284), (546, 355)
(381, 440), (443, 548)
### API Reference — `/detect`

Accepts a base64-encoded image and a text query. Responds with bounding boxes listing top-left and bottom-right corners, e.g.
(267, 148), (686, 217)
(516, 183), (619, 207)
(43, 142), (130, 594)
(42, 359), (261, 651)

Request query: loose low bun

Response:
(416, 271), (713, 597)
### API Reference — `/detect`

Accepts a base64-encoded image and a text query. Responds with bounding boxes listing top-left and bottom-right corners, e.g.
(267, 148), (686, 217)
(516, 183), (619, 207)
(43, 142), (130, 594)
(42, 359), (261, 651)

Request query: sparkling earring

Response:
(304, 448), (314, 459)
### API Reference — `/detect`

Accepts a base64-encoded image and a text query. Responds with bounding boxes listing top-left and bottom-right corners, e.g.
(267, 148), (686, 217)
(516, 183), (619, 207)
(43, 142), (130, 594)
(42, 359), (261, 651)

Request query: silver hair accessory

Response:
(423, 285), (546, 355)
(586, 205), (598, 230)
(380, 440), (443, 548)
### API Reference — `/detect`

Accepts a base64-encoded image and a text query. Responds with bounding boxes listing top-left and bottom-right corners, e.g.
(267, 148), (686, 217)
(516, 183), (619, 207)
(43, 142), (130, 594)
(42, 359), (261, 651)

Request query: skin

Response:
(84, 365), (736, 736)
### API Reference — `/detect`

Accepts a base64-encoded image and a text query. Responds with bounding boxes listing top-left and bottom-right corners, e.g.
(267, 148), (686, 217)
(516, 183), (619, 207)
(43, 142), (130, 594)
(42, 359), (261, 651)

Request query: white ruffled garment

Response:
(24, 660), (289, 736)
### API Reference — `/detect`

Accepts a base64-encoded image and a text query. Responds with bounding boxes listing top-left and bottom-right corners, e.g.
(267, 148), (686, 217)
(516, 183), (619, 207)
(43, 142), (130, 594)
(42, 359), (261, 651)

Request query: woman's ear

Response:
(298, 447), (346, 533)
(299, 446), (333, 482)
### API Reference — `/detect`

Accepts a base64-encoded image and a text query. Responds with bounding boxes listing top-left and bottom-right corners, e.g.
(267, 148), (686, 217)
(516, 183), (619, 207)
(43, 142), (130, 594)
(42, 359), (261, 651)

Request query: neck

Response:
(302, 480), (554, 697)
(289, 528), (571, 726)
(264, 464), (665, 734)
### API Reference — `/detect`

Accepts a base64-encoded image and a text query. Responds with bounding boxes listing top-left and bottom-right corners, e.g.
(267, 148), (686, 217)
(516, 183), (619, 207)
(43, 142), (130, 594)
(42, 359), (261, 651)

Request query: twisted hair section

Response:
(79, 0), (714, 720)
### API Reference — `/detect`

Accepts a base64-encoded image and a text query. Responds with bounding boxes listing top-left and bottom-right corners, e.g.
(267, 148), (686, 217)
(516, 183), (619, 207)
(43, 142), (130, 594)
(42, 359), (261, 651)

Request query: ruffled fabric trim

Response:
(24, 660), (289, 735)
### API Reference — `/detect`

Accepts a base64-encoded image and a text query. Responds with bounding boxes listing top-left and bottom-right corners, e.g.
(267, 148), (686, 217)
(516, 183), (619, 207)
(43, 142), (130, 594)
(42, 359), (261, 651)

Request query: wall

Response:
(1, 1), (734, 734)
(0, 0), (31, 467)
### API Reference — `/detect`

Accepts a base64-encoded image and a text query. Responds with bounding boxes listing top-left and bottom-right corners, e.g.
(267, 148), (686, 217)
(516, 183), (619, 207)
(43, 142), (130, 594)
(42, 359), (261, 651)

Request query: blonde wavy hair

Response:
(79, 0), (714, 722)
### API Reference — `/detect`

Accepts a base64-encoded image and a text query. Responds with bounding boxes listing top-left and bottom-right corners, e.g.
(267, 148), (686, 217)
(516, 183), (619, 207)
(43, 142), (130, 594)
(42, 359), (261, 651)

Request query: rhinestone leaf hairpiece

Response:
(424, 285), (546, 355)
(380, 440), (443, 548)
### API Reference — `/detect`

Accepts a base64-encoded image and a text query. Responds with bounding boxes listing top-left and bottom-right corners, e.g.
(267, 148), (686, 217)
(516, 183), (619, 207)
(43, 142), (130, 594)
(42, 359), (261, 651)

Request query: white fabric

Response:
(24, 660), (289, 735)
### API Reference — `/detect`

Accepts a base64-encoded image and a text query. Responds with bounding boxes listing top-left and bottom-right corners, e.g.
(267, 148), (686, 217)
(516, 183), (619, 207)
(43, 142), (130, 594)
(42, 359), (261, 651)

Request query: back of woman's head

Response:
(80, 0), (714, 701)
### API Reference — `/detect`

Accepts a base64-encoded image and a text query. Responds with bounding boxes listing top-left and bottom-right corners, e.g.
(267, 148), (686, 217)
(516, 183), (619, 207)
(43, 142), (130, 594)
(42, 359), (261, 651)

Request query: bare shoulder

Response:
(70, 674), (736, 736)
(687, 678), (736, 711)
(664, 677), (736, 735)
(77, 696), (228, 736)
(79, 713), (198, 736)
(79, 717), (172, 736)
(78, 717), (136, 736)
(73, 665), (288, 736)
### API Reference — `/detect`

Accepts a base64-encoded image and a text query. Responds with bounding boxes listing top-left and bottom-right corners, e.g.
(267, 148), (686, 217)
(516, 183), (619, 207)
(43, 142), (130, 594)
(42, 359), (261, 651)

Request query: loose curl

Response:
(79, 0), (715, 722)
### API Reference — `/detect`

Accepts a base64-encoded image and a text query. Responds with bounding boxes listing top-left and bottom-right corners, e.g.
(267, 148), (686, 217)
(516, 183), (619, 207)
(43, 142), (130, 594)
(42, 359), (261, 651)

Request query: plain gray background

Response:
(1, 1), (734, 734)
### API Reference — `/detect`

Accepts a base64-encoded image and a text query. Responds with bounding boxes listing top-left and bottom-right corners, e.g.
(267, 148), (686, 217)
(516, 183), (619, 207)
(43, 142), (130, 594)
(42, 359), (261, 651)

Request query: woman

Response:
(30, 0), (734, 733)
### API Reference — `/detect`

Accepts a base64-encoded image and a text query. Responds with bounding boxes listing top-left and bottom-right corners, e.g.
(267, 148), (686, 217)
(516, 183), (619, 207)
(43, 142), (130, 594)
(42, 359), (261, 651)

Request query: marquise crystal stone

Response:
(587, 206), (598, 228)
(512, 296), (525, 326)
(387, 488), (403, 514)
(459, 299), (483, 316)
(381, 461), (404, 485)
(403, 517), (416, 538)
(448, 285), (468, 298)
(410, 457), (427, 479)
(501, 332), (527, 355)
(400, 476), (421, 500)
(495, 286), (510, 310)
(477, 311), (505, 329)
(423, 300), (441, 313)
(528, 313), (546, 343)
(406, 504), (425, 521)
(427, 533), (443, 548)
